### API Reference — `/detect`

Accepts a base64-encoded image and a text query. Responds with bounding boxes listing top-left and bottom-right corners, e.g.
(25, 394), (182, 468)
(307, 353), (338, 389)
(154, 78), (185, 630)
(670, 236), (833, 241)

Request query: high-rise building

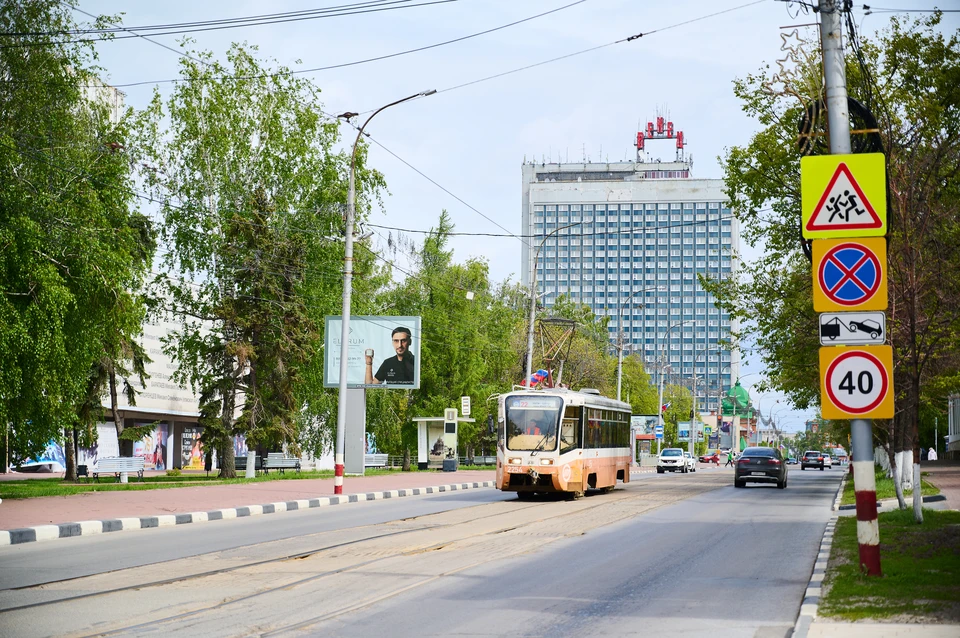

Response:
(520, 120), (740, 413)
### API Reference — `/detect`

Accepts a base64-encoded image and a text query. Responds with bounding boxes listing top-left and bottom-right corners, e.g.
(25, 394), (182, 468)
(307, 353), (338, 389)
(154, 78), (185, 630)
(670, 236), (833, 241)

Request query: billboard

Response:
(324, 316), (421, 389)
(630, 415), (659, 435)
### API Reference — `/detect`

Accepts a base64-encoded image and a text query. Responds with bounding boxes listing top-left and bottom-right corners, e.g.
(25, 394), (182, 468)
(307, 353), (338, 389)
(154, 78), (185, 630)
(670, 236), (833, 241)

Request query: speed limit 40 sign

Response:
(819, 345), (894, 419)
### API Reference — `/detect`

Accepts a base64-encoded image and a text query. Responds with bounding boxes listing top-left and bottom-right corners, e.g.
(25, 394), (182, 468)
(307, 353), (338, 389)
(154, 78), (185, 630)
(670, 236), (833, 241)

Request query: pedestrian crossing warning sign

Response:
(801, 153), (886, 239)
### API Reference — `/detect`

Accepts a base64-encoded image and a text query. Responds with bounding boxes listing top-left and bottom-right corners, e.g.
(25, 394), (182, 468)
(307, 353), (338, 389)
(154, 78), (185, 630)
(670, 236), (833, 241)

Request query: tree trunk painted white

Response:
(876, 445), (892, 477)
(898, 450), (914, 491)
(913, 462), (923, 523)
(886, 446), (907, 509)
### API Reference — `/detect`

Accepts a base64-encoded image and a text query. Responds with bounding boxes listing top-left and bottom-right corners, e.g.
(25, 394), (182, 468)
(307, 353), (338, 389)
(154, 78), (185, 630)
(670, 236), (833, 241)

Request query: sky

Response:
(73, 0), (958, 434)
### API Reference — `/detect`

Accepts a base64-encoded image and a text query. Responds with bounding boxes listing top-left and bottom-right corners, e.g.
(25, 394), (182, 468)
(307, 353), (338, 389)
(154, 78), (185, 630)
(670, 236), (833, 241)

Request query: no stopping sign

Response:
(819, 346), (894, 419)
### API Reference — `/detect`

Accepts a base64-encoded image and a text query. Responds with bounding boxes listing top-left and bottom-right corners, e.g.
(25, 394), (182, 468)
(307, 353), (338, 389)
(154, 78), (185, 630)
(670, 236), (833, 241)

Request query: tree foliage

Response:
(713, 14), (960, 456)
(1, 1), (153, 466)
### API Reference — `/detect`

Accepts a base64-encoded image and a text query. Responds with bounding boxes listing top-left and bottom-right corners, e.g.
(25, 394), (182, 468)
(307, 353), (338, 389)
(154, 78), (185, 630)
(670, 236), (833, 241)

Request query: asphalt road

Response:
(0, 467), (843, 637)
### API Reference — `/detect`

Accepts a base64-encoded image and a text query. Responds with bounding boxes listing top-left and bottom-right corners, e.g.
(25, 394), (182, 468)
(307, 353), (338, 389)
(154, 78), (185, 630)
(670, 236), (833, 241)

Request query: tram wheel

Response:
(601, 486), (615, 494)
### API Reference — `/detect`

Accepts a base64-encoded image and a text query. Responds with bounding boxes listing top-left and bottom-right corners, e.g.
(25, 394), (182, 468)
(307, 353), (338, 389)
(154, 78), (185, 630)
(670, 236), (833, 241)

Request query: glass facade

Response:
(524, 185), (737, 414)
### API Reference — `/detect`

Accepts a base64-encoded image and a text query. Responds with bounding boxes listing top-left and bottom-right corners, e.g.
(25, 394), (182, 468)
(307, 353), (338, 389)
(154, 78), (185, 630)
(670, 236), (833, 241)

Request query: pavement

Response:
(2, 460), (959, 637)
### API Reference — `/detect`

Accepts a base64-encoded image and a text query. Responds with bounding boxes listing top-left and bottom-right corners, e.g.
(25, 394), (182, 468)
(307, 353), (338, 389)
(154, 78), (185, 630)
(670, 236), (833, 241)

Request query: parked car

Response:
(801, 450), (825, 470)
(786, 457), (798, 465)
(683, 451), (697, 472)
(657, 448), (687, 473)
(822, 453), (833, 468)
(734, 446), (787, 489)
(699, 452), (720, 464)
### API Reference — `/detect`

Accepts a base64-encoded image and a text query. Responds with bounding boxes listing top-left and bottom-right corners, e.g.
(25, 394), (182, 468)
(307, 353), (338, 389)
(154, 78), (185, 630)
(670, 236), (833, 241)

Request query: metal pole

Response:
(525, 222), (581, 386)
(820, 0), (851, 154)
(334, 90), (434, 495)
(657, 354), (665, 456)
(616, 336), (624, 401)
(820, 0), (879, 576)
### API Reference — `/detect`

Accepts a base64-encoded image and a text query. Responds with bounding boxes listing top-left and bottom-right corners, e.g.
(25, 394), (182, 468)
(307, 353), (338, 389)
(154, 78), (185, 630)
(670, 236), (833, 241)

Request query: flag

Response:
(661, 402), (671, 413)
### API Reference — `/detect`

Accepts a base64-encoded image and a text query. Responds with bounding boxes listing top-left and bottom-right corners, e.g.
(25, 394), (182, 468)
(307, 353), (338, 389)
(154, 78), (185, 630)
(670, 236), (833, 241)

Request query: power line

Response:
(2, 0), (461, 47)
(68, 0), (590, 89)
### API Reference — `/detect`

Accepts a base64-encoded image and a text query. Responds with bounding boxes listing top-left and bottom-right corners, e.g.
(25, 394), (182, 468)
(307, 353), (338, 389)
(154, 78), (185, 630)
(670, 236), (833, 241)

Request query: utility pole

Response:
(819, 0), (881, 576)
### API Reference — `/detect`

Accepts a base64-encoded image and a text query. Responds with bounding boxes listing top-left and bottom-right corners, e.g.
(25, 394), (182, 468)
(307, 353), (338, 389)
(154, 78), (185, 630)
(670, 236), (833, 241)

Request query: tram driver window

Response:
(560, 406), (581, 454)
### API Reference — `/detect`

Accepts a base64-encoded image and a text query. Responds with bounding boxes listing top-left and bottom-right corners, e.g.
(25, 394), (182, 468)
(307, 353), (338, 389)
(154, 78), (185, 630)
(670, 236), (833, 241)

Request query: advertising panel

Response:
(181, 426), (204, 470)
(132, 422), (169, 470)
(630, 415), (659, 435)
(324, 316), (421, 389)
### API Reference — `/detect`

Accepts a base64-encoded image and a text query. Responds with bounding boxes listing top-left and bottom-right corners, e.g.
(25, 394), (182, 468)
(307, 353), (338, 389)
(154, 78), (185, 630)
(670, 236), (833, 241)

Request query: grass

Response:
(0, 466), (494, 499)
(840, 466), (940, 506)
(819, 508), (960, 622)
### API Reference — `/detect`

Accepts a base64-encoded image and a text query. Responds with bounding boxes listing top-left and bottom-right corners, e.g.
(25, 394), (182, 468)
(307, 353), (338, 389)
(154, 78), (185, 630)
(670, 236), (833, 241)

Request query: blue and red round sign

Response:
(818, 243), (881, 306)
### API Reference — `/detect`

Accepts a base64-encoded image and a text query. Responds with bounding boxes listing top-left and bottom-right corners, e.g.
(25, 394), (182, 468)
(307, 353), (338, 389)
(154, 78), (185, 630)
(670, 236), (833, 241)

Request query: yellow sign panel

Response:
(801, 153), (886, 239)
(812, 237), (887, 312)
(820, 345), (894, 420)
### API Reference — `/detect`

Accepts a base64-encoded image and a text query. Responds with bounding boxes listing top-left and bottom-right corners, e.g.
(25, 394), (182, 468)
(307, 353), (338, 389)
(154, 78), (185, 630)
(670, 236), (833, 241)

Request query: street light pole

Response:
(525, 222), (581, 386)
(615, 286), (664, 401)
(333, 90), (435, 495)
(655, 318), (695, 454)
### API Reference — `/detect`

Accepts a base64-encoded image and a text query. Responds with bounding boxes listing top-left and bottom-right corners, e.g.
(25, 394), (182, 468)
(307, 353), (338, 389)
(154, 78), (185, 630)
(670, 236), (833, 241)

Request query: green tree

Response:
(1, 1), (153, 469)
(134, 44), (380, 477)
(713, 15), (960, 513)
(618, 354), (659, 414)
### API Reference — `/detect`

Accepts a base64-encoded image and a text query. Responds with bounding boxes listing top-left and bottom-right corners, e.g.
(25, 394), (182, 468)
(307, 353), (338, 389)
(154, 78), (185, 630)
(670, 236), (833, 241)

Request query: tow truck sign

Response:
(819, 312), (886, 346)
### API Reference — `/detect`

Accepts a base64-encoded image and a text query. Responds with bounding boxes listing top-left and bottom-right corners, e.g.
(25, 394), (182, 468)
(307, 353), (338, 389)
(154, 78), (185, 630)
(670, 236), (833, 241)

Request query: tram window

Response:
(560, 406), (582, 454)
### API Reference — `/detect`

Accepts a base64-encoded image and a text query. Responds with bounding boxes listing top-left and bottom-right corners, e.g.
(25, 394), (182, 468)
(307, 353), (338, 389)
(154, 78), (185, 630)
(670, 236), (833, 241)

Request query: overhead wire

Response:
(1, 0), (462, 48)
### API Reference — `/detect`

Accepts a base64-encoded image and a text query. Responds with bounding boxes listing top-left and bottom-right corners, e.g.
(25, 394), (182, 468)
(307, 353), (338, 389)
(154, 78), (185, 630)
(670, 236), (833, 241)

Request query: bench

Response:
(263, 452), (300, 474)
(234, 455), (264, 472)
(364, 453), (388, 468)
(76, 464), (90, 482)
(93, 456), (145, 483)
(469, 456), (497, 466)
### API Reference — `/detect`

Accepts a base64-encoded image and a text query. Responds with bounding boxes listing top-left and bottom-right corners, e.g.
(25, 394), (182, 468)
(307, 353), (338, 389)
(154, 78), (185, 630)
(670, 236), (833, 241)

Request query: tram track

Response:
(3, 475), (726, 637)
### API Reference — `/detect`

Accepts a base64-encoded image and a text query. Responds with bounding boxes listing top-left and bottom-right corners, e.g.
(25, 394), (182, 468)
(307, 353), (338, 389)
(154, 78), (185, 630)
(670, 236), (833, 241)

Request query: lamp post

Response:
(614, 286), (664, 401)
(655, 319), (695, 454)
(333, 90), (435, 495)
(525, 222), (582, 386)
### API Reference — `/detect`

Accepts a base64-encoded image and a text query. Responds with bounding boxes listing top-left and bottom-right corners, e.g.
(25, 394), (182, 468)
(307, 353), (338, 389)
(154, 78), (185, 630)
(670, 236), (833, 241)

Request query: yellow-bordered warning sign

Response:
(819, 345), (894, 419)
(801, 153), (886, 239)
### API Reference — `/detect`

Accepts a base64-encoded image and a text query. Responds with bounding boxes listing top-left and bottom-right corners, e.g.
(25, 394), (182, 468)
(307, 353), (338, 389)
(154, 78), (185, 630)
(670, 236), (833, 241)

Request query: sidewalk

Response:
(0, 469), (495, 532)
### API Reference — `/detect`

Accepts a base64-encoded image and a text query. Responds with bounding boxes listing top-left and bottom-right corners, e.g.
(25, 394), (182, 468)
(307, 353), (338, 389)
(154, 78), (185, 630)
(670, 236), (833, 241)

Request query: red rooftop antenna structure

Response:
(636, 115), (687, 162)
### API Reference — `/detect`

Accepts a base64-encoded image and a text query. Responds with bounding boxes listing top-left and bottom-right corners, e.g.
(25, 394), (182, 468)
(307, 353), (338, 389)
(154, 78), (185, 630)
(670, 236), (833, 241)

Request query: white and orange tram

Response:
(495, 387), (633, 499)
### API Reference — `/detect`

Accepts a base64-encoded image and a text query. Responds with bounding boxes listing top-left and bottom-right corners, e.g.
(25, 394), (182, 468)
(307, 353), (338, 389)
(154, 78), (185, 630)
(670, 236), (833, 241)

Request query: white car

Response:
(657, 448), (687, 473)
(683, 451), (697, 472)
(822, 453), (833, 468)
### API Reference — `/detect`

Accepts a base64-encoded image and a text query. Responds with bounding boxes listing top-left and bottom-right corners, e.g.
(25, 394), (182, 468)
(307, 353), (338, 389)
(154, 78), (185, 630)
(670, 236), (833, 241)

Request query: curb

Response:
(792, 517), (836, 638)
(0, 480), (496, 547)
(831, 471), (847, 511)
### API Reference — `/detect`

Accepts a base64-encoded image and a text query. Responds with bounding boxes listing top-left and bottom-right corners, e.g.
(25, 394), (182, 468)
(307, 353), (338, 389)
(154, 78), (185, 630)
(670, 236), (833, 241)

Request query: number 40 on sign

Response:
(819, 345), (894, 420)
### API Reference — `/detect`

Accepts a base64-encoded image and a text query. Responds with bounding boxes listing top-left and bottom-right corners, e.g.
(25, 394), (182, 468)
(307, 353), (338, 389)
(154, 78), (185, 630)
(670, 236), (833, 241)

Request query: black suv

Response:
(801, 450), (825, 470)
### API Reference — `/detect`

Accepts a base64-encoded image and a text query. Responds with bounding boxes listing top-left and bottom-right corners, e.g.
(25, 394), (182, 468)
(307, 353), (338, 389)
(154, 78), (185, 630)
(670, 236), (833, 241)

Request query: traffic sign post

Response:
(820, 346), (894, 420)
(802, 153), (886, 239)
(813, 237), (887, 312)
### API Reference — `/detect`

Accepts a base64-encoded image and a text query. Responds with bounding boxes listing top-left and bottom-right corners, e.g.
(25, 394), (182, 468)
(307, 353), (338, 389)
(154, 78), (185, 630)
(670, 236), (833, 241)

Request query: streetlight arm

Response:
(350, 90), (436, 172)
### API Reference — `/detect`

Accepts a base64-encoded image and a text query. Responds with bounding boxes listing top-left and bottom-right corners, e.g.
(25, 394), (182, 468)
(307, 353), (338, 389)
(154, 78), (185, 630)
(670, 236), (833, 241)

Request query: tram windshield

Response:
(504, 395), (562, 452)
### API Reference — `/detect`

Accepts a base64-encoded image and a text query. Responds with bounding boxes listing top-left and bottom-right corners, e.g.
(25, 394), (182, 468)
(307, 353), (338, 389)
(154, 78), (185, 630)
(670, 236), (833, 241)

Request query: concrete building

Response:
(520, 120), (740, 412)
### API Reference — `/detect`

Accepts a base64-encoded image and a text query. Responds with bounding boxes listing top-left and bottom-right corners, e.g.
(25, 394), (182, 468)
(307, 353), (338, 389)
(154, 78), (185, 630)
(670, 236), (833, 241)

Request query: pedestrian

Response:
(724, 450), (734, 467)
(928, 447), (938, 462)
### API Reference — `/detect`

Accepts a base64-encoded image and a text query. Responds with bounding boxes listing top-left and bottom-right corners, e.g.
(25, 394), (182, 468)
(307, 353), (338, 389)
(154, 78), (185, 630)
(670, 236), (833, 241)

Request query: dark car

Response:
(734, 447), (787, 489)
(801, 450), (825, 470)
(699, 452), (720, 464)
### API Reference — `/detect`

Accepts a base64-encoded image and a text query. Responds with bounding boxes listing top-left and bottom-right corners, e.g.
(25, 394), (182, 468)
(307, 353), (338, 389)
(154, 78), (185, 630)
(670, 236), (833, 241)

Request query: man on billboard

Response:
(364, 326), (415, 385)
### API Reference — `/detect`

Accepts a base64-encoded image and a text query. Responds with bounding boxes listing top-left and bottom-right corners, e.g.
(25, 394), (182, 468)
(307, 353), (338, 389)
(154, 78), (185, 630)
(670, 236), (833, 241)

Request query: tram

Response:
(495, 387), (633, 499)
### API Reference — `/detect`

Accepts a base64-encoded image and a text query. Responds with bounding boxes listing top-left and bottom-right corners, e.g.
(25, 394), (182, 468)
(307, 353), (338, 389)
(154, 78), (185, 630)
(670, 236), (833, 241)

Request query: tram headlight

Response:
(508, 457), (522, 465)
(539, 458), (554, 465)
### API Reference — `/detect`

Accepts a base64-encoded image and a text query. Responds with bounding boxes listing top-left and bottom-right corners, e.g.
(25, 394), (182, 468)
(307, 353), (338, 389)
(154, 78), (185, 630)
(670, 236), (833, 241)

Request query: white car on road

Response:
(657, 448), (687, 473)
(683, 451), (697, 472)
